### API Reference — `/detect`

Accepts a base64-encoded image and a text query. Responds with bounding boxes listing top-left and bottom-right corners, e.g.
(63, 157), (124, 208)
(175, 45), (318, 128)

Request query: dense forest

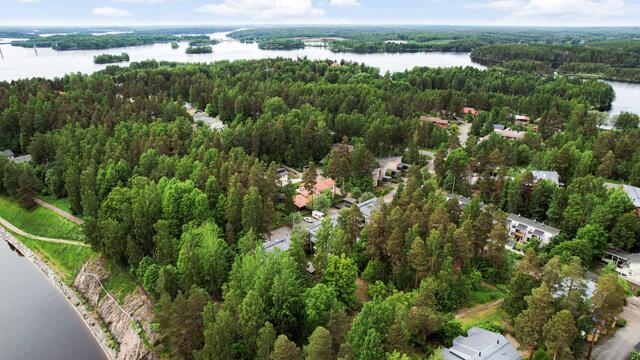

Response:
(186, 46), (213, 54)
(11, 34), (213, 51)
(0, 58), (634, 359)
(471, 41), (640, 82)
(258, 39), (306, 50)
(93, 53), (130, 64)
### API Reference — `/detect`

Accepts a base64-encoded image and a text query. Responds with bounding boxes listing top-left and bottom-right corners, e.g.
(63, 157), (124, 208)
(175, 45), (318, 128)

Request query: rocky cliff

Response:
(74, 257), (158, 360)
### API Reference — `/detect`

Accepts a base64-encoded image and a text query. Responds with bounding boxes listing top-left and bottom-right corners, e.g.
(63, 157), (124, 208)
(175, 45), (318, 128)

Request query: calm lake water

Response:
(0, 240), (107, 360)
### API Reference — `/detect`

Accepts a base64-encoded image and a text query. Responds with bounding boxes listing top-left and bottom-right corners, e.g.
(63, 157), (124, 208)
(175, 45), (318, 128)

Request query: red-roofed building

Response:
(463, 107), (479, 117)
(420, 116), (450, 129)
(294, 178), (337, 209)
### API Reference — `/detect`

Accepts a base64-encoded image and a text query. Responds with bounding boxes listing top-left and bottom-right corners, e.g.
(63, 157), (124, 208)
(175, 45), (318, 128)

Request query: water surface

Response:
(0, 240), (107, 360)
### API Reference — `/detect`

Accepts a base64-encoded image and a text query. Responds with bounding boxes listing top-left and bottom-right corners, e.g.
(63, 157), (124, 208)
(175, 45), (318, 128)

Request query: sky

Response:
(2, 0), (640, 27)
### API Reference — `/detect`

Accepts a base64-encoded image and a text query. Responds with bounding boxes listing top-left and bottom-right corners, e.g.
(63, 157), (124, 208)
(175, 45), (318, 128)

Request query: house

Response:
(493, 124), (506, 131)
(294, 178), (336, 209)
(506, 213), (560, 246)
(602, 249), (640, 285)
(184, 102), (225, 131)
(463, 107), (479, 117)
(531, 170), (561, 186)
(604, 183), (640, 212)
(308, 197), (378, 243)
(514, 115), (531, 122)
(420, 116), (450, 129)
(443, 327), (521, 360)
(372, 156), (403, 187)
(1, 149), (15, 159)
(494, 128), (526, 140)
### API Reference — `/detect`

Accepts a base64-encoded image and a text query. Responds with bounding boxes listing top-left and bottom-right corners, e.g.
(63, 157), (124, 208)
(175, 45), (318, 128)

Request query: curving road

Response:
(0, 216), (88, 247)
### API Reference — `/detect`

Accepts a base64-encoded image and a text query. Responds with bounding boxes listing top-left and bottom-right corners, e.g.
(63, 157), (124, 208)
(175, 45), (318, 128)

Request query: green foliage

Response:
(93, 53), (129, 64)
(323, 254), (358, 306)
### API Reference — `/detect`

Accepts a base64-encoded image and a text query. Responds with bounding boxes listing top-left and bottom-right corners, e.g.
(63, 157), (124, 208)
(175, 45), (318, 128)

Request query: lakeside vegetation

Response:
(0, 196), (84, 241)
(93, 53), (130, 64)
(471, 41), (640, 83)
(0, 57), (634, 359)
(230, 26), (640, 54)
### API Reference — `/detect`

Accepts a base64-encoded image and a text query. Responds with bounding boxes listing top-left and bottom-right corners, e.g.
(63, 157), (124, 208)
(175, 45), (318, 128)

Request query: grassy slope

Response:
(0, 196), (84, 240)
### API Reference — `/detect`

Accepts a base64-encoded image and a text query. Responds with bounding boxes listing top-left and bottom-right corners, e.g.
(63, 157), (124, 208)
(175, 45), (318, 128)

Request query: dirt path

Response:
(0, 216), (88, 247)
(35, 198), (84, 225)
(455, 298), (505, 320)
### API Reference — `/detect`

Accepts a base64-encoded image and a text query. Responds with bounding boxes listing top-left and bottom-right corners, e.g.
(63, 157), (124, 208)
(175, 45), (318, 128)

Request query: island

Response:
(93, 52), (130, 64)
(171, 42), (179, 49)
(257, 38), (305, 50)
(185, 45), (213, 54)
(11, 33), (218, 51)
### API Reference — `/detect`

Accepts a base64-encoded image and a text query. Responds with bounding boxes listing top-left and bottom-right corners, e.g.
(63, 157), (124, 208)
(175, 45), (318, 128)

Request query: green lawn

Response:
(0, 196), (84, 241)
(39, 195), (75, 215)
(465, 284), (506, 308)
(459, 305), (511, 333)
(104, 262), (139, 303)
(18, 234), (96, 283)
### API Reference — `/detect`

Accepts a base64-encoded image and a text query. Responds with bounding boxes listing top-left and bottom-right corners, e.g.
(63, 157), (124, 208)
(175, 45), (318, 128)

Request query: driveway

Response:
(592, 296), (640, 360)
(419, 150), (435, 174)
(458, 121), (472, 145)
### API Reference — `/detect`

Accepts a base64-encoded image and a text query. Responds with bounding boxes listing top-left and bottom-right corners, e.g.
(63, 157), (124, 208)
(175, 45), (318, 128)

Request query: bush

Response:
(362, 260), (387, 282)
(440, 320), (464, 347)
(474, 320), (505, 334)
(616, 318), (627, 328)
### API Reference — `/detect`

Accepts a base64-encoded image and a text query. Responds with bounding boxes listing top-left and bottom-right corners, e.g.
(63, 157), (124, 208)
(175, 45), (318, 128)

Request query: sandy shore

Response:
(0, 227), (116, 360)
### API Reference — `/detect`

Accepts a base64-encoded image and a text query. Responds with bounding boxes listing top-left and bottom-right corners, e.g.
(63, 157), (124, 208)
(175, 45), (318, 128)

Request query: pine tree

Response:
(256, 322), (277, 360)
(242, 186), (264, 234)
(515, 283), (555, 350)
(543, 310), (578, 360)
(408, 236), (429, 286)
(304, 326), (334, 360)
(270, 335), (300, 360)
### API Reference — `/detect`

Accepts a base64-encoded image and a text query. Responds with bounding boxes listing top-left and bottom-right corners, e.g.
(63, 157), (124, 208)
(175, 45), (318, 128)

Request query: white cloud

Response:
(92, 6), (133, 17)
(329, 0), (361, 7)
(196, 0), (325, 21)
(485, 0), (633, 23)
(112, 0), (164, 4)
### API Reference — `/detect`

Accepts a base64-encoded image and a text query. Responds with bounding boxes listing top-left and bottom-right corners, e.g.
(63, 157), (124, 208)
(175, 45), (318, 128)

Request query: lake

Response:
(0, 240), (107, 360)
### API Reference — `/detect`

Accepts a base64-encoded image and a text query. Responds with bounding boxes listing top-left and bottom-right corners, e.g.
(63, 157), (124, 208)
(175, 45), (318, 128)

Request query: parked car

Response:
(312, 210), (325, 220)
(303, 216), (315, 223)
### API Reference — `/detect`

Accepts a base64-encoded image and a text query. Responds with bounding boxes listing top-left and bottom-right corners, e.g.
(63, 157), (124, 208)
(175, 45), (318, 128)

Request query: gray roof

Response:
(507, 213), (560, 237)
(605, 183), (640, 208)
(1, 149), (14, 158)
(531, 170), (560, 186)
(266, 198), (379, 251)
(444, 327), (521, 360)
(493, 124), (506, 130)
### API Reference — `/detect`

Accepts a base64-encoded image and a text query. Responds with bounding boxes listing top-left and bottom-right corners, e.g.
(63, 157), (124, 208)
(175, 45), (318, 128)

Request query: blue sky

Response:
(3, 0), (640, 27)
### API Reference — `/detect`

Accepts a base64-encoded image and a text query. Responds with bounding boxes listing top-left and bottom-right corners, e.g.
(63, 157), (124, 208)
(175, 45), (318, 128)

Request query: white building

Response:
(506, 213), (560, 246)
(443, 327), (521, 360)
(602, 249), (640, 286)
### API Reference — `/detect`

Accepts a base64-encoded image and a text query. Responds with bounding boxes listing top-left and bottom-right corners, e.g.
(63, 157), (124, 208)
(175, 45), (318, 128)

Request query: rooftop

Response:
(604, 183), (640, 208)
(507, 213), (560, 236)
(531, 170), (561, 186)
(444, 327), (521, 360)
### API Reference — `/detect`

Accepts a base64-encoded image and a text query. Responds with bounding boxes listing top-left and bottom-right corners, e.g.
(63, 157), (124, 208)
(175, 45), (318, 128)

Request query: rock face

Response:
(74, 258), (158, 360)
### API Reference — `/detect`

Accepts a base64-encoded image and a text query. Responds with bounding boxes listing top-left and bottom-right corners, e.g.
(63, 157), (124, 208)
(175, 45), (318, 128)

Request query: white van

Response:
(312, 210), (325, 220)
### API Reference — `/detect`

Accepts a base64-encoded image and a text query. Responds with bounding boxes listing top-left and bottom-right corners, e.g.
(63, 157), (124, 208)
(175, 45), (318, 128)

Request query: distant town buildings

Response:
(443, 327), (521, 360)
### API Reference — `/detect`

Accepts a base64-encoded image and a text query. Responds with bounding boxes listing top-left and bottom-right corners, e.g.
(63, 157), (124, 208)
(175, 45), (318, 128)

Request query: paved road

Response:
(35, 198), (84, 225)
(419, 150), (435, 174)
(0, 216), (88, 247)
(458, 121), (472, 145)
(592, 296), (640, 360)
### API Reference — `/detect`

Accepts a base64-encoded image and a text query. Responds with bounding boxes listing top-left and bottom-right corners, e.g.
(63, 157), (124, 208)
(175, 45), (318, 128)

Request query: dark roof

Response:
(1, 149), (15, 158)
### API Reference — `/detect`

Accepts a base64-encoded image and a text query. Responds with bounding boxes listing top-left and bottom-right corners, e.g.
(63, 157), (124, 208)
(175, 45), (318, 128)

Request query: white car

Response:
(303, 217), (315, 223)
(312, 210), (325, 220)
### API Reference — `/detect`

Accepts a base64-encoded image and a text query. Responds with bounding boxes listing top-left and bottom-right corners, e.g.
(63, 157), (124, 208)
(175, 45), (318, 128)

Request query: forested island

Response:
(185, 45), (213, 54)
(0, 56), (635, 359)
(471, 41), (640, 82)
(257, 39), (305, 50)
(93, 52), (130, 64)
(10, 33), (216, 51)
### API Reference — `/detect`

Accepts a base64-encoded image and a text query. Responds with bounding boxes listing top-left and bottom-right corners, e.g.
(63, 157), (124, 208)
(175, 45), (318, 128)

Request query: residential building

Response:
(443, 327), (521, 360)
(420, 115), (450, 129)
(494, 128), (526, 140)
(531, 170), (561, 186)
(463, 107), (479, 117)
(513, 115), (530, 122)
(294, 178), (337, 209)
(506, 213), (560, 246)
(602, 249), (640, 285)
(604, 183), (640, 213)
(493, 124), (506, 131)
(1, 149), (15, 159)
(372, 156), (403, 187)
